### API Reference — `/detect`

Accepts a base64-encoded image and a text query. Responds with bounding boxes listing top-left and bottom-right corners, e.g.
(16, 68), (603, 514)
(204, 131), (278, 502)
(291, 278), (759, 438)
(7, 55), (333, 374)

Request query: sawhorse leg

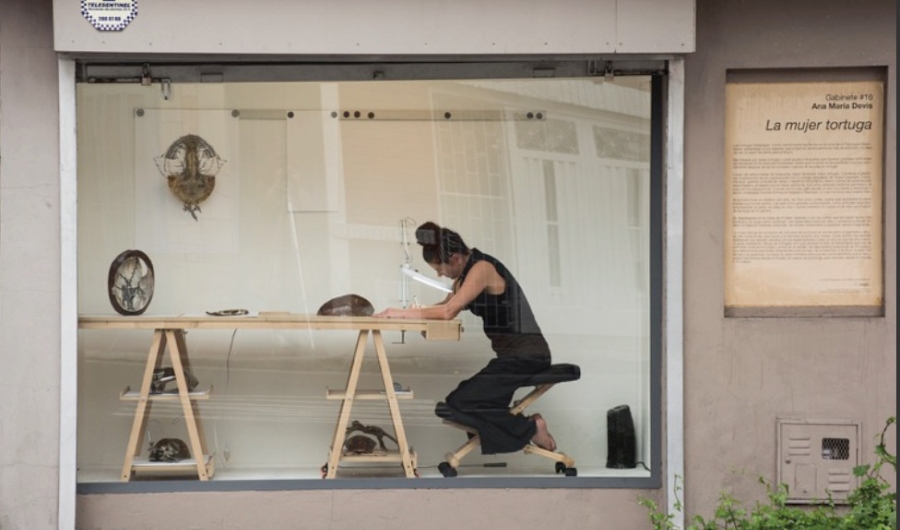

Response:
(324, 330), (369, 478)
(120, 329), (211, 481)
(166, 329), (210, 480)
(121, 330), (166, 481)
(373, 330), (416, 478)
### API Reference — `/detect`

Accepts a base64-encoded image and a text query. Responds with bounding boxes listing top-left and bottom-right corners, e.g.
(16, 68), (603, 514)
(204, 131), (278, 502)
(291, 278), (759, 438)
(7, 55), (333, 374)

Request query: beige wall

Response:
(77, 489), (649, 529)
(1, 0), (896, 528)
(0, 0), (62, 529)
(683, 0), (896, 519)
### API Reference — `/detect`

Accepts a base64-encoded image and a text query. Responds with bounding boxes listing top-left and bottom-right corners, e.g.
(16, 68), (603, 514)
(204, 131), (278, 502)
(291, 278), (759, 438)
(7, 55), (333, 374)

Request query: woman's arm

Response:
(374, 261), (500, 320)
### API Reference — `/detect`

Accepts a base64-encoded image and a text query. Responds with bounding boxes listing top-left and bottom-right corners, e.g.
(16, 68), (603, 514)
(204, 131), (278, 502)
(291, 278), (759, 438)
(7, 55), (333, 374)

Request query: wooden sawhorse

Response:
(323, 329), (417, 478)
(120, 329), (213, 481)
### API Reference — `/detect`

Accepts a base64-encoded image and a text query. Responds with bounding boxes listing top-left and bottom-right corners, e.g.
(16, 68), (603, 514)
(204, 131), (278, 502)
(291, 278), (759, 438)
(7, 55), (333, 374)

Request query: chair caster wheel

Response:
(555, 462), (566, 474)
(320, 463), (328, 478)
(438, 462), (458, 477)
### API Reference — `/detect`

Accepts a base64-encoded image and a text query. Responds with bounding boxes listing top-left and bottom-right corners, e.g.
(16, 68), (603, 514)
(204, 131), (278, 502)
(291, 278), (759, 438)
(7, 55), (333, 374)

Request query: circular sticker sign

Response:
(81, 0), (138, 31)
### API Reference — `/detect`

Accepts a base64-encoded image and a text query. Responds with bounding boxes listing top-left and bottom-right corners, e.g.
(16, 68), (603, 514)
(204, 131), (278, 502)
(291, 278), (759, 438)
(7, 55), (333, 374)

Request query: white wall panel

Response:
(53, 0), (695, 55)
(617, 0), (695, 52)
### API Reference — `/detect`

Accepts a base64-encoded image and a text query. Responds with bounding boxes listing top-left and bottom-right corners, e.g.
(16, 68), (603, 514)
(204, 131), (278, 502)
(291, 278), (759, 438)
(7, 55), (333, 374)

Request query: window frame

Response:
(66, 58), (668, 494)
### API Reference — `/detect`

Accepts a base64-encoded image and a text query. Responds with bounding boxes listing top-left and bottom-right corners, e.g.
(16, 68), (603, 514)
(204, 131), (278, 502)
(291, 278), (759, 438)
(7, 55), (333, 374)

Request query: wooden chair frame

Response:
(437, 365), (579, 478)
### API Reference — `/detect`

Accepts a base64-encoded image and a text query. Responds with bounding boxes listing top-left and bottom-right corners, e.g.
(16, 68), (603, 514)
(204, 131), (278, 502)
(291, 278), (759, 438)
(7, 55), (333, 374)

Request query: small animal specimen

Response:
(149, 438), (191, 462)
(317, 294), (375, 317)
(343, 434), (378, 455)
(150, 367), (199, 394)
(205, 308), (249, 316)
(155, 134), (225, 220)
(108, 250), (155, 315)
(343, 420), (399, 455)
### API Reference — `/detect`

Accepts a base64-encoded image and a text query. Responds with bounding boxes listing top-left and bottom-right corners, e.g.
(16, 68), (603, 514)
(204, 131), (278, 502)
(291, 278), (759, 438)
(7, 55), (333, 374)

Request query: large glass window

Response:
(76, 74), (657, 486)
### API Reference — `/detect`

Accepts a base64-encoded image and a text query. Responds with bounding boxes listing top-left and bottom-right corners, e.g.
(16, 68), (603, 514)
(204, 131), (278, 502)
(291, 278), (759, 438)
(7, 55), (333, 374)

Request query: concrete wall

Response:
(76, 489), (651, 530)
(1, 0), (895, 528)
(2, 1), (666, 528)
(0, 0), (62, 529)
(683, 0), (896, 519)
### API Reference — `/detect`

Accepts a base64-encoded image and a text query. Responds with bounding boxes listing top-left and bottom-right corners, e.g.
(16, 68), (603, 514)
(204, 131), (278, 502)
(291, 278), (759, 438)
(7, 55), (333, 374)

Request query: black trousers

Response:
(440, 356), (551, 454)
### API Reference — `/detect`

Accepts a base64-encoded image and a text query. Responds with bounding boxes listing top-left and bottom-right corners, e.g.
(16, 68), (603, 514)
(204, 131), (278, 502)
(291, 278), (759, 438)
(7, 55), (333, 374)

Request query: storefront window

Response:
(76, 75), (658, 486)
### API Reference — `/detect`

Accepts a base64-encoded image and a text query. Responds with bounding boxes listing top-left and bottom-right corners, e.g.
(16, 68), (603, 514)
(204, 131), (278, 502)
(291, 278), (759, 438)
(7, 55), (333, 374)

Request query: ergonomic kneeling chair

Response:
(435, 363), (581, 477)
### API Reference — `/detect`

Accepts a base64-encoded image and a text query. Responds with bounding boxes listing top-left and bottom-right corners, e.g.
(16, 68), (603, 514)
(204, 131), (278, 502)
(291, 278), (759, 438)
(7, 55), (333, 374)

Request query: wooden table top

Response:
(78, 313), (461, 341)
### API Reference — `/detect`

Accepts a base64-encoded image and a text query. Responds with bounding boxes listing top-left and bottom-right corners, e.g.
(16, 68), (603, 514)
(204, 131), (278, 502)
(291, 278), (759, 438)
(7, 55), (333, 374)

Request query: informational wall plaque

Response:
(725, 79), (884, 315)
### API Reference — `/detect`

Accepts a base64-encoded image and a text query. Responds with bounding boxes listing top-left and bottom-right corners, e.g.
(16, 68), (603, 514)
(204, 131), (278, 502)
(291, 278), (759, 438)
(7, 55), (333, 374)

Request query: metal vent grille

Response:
(778, 419), (860, 504)
(822, 438), (850, 460)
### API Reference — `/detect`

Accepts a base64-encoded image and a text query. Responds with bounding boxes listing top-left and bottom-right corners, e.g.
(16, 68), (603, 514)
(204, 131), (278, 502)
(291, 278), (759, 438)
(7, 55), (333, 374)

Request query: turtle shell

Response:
(155, 134), (225, 219)
(317, 294), (375, 317)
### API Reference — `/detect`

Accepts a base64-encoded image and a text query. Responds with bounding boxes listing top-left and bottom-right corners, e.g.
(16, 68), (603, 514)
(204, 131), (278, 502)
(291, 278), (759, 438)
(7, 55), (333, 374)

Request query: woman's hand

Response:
(375, 297), (459, 320)
(373, 307), (405, 319)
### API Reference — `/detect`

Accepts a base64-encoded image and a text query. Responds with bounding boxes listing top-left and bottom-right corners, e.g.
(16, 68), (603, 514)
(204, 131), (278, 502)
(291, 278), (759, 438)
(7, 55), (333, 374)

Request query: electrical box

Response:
(776, 418), (860, 504)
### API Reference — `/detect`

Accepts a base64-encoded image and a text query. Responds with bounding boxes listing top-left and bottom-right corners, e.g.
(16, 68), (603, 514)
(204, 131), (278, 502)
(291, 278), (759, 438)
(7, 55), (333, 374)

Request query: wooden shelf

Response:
(339, 449), (416, 463)
(120, 385), (212, 401)
(131, 455), (215, 476)
(326, 388), (413, 400)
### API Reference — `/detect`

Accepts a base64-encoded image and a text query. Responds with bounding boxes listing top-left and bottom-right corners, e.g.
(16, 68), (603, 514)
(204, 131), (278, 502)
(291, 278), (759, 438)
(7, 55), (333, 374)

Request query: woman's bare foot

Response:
(530, 414), (557, 452)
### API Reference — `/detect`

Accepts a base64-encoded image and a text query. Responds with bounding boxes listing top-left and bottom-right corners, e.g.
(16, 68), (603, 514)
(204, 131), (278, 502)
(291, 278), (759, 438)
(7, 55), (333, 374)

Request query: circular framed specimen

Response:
(107, 250), (155, 315)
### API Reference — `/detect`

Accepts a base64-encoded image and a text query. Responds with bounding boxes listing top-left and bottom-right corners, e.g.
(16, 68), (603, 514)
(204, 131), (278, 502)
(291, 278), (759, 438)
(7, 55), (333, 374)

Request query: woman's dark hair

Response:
(415, 221), (469, 264)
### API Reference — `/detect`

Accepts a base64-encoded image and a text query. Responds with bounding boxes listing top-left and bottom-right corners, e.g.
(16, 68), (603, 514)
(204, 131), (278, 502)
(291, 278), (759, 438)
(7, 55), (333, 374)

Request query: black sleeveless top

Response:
(457, 249), (551, 360)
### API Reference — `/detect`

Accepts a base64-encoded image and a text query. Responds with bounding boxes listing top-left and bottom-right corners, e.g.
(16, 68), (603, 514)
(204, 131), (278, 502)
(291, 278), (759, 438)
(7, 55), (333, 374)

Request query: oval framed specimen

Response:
(108, 250), (155, 315)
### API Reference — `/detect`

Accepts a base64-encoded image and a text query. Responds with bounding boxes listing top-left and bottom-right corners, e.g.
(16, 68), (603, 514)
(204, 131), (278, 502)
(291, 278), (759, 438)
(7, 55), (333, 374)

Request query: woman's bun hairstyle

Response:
(415, 221), (468, 264)
(415, 221), (441, 246)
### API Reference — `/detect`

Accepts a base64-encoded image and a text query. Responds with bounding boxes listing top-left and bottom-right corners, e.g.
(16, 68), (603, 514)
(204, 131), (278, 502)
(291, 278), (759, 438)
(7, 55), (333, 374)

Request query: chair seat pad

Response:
(524, 363), (581, 386)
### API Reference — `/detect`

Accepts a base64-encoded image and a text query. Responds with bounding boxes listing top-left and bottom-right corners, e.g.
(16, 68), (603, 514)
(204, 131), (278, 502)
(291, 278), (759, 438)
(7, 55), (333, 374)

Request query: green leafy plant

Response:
(840, 416), (896, 530)
(640, 417), (896, 530)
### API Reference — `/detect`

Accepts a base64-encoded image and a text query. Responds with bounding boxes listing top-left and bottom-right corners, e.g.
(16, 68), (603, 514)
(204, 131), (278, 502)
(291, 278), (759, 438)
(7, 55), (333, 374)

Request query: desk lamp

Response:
(395, 218), (452, 344)
(401, 264), (452, 294)
(398, 217), (452, 309)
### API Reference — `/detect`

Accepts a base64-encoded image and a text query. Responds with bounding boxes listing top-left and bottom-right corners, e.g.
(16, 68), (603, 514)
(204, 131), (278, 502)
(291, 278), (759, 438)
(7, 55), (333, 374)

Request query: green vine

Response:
(639, 417), (896, 530)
